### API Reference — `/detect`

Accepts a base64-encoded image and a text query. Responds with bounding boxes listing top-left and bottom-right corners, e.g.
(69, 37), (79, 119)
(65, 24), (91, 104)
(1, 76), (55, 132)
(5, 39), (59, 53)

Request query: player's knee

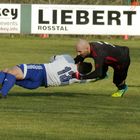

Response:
(6, 69), (16, 76)
(2, 66), (23, 79)
(8, 66), (24, 80)
(2, 68), (10, 73)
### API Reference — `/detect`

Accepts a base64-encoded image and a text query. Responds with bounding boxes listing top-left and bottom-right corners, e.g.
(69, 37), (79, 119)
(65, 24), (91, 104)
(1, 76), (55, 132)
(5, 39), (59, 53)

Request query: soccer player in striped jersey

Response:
(73, 39), (130, 97)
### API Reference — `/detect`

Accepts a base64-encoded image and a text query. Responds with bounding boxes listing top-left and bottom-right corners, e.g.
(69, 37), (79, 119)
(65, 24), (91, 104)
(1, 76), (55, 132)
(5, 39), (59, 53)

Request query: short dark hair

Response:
(77, 62), (92, 74)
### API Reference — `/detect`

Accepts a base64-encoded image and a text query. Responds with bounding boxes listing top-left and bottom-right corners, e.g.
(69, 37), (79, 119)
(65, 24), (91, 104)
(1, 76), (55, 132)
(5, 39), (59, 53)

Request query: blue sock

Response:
(0, 72), (6, 84)
(0, 73), (16, 96)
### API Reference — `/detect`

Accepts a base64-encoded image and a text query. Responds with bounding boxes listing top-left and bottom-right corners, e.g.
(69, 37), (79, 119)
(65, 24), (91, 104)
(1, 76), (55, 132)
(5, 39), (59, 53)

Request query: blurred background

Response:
(0, 0), (138, 5)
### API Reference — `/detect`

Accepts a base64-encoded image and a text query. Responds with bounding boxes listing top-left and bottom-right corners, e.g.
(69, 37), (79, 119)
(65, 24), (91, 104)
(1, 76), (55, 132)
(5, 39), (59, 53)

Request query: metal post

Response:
(49, 0), (51, 4)
(127, 0), (131, 4)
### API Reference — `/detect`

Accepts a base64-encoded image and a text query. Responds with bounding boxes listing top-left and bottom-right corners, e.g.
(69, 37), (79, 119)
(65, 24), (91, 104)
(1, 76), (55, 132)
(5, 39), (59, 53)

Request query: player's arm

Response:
(81, 57), (104, 79)
(72, 57), (105, 80)
(74, 55), (84, 64)
(68, 77), (97, 85)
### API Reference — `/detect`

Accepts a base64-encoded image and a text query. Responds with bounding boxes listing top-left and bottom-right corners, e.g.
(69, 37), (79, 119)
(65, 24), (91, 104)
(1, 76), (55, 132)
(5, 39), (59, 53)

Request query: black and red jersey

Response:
(74, 41), (130, 79)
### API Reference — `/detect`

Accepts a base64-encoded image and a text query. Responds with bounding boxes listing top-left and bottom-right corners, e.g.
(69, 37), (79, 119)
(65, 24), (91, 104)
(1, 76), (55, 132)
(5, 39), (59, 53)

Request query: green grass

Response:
(0, 36), (140, 140)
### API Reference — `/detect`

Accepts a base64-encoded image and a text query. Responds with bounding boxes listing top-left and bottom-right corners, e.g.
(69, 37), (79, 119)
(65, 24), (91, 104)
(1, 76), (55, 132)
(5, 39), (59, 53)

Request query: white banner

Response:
(0, 4), (20, 33)
(31, 5), (140, 35)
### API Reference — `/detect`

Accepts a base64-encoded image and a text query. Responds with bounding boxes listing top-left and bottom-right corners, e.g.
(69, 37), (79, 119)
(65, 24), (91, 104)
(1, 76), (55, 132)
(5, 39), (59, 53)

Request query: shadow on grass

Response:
(128, 85), (140, 88)
(9, 91), (108, 98)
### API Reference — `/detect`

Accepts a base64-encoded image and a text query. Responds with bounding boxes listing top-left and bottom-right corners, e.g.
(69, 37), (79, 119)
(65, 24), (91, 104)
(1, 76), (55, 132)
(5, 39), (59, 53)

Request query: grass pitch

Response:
(0, 36), (140, 140)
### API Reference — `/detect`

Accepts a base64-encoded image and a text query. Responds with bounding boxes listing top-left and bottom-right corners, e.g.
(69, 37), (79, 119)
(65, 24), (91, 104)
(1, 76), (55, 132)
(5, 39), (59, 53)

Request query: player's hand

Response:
(74, 55), (84, 64)
(72, 72), (81, 80)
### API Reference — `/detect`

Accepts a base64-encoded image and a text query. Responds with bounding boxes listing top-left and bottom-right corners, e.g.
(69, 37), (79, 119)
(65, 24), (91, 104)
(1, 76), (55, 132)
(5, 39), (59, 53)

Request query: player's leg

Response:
(0, 71), (6, 86)
(112, 60), (130, 97)
(15, 64), (46, 89)
(0, 66), (24, 98)
(2, 66), (24, 80)
(101, 65), (109, 79)
(112, 71), (128, 97)
(16, 80), (43, 89)
(96, 65), (109, 80)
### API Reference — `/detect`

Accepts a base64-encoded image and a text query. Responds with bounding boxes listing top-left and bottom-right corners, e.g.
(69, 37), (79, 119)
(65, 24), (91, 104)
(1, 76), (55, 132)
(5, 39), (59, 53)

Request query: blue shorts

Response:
(16, 64), (47, 89)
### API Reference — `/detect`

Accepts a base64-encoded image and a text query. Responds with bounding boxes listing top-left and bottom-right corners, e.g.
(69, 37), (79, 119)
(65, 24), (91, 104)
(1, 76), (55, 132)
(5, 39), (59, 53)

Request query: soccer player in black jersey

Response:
(73, 39), (130, 97)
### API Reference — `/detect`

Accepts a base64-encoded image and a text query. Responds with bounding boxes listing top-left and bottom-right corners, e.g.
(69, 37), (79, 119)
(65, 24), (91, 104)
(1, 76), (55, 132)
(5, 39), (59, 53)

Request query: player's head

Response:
(75, 39), (90, 57)
(77, 62), (92, 74)
(63, 54), (75, 63)
(49, 54), (74, 64)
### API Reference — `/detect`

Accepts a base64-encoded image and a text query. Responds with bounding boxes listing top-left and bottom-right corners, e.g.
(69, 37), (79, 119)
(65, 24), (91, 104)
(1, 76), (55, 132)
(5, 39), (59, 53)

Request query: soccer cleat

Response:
(112, 85), (128, 97)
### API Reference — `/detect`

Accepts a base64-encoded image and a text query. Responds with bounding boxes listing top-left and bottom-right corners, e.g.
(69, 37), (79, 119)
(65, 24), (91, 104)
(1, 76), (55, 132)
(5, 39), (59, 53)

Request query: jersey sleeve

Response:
(74, 55), (84, 64)
(81, 57), (104, 79)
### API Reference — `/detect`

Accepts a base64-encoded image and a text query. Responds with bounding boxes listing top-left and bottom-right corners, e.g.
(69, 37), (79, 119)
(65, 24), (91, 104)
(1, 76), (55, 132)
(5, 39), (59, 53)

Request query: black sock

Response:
(117, 84), (126, 90)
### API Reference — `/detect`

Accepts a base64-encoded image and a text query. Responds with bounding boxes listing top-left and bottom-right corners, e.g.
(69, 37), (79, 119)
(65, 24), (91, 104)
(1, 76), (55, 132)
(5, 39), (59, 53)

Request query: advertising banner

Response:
(0, 4), (20, 33)
(31, 5), (140, 35)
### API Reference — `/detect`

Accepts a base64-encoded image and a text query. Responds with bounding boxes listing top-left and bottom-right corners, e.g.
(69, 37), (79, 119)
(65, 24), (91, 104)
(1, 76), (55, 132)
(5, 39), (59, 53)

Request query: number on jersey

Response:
(57, 67), (74, 83)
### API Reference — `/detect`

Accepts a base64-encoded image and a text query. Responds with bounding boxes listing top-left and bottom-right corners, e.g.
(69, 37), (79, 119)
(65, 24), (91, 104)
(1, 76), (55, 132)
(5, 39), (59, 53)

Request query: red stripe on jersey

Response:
(95, 64), (99, 68)
(90, 47), (97, 57)
(106, 56), (118, 62)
